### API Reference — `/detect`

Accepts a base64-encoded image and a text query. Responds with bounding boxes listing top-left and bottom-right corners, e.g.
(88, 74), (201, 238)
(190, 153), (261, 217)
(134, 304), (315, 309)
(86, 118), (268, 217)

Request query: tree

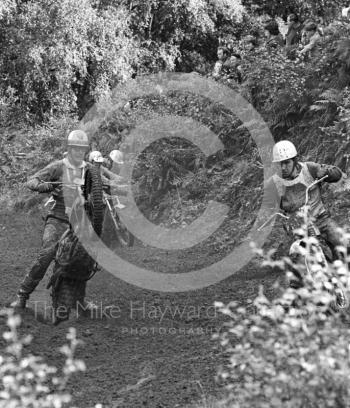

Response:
(242, 0), (348, 21)
(0, 0), (137, 121)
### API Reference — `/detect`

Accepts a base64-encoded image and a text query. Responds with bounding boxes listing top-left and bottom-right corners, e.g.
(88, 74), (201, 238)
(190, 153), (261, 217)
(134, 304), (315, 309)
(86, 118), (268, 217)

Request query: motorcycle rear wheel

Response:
(52, 276), (86, 325)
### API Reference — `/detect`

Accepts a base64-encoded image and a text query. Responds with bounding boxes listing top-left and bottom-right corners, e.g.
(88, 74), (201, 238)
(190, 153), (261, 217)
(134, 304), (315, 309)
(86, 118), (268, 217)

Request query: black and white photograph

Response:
(1, 1), (350, 407)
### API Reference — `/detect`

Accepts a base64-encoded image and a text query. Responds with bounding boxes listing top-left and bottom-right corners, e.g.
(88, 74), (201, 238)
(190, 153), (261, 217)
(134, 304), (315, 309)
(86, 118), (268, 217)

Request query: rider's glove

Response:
(52, 185), (62, 197)
(37, 182), (53, 193)
(316, 166), (329, 179)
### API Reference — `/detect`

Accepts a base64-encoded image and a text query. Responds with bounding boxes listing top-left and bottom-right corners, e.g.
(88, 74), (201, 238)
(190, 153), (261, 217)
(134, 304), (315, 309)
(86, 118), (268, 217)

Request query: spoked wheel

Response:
(115, 215), (134, 247)
(84, 166), (104, 237)
(49, 227), (96, 325)
(51, 275), (86, 325)
(334, 285), (349, 310)
(48, 166), (103, 325)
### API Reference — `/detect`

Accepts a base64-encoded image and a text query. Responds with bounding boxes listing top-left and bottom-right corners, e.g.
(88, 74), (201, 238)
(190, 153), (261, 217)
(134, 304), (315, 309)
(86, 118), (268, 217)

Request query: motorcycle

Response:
(103, 190), (134, 248)
(258, 176), (348, 310)
(46, 165), (105, 325)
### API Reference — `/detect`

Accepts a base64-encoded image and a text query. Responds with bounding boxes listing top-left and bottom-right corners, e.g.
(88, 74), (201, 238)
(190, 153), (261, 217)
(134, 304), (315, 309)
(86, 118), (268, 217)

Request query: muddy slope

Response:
(0, 205), (285, 408)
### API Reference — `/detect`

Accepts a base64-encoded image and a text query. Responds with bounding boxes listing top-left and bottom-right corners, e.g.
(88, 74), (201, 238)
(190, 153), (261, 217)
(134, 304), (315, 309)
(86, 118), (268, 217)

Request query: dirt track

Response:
(0, 206), (281, 407)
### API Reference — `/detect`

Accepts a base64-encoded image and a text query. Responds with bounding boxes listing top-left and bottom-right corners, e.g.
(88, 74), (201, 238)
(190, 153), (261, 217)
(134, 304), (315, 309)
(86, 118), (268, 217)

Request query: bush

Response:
(0, 0), (138, 121)
(242, 0), (346, 22)
(0, 0), (248, 122)
(215, 224), (350, 407)
(0, 309), (87, 408)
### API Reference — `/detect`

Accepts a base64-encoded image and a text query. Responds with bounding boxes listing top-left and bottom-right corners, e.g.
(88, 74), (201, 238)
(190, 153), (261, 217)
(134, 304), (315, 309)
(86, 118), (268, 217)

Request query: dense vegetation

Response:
(1, 0), (350, 248)
(2, 0), (350, 200)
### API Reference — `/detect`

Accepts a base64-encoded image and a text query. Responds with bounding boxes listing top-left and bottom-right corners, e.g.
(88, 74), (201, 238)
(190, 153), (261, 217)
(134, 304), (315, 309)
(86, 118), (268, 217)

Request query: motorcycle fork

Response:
(105, 198), (121, 233)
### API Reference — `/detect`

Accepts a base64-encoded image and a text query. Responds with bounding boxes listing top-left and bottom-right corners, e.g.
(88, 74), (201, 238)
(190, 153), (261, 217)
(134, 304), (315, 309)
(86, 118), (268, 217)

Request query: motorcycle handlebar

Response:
(258, 175), (328, 232)
(39, 180), (83, 187)
(304, 175), (328, 205)
(257, 212), (289, 231)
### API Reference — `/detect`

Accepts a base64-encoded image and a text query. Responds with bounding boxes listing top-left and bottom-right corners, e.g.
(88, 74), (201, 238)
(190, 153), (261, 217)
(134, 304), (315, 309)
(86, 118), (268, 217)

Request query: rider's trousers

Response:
(18, 217), (68, 298)
(317, 215), (344, 259)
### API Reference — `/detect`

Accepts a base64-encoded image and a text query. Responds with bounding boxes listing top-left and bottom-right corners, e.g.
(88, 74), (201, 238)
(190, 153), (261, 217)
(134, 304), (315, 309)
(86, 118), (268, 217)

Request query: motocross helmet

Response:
(272, 140), (297, 163)
(67, 130), (89, 148)
(89, 150), (104, 163)
(109, 150), (124, 164)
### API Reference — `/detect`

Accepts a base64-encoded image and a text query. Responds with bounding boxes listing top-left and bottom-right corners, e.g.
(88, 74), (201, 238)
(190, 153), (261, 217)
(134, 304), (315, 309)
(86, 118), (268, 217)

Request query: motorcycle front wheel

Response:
(334, 285), (349, 310)
(83, 165), (105, 237)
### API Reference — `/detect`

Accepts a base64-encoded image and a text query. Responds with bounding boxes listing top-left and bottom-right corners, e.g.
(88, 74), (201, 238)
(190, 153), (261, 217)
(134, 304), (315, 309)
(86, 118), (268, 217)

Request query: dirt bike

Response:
(258, 176), (348, 310)
(103, 188), (134, 247)
(46, 165), (105, 325)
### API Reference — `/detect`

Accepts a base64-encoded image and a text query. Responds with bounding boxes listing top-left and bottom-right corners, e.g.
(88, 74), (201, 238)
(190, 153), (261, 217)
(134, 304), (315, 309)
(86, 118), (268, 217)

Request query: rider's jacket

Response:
(27, 158), (88, 222)
(263, 161), (342, 220)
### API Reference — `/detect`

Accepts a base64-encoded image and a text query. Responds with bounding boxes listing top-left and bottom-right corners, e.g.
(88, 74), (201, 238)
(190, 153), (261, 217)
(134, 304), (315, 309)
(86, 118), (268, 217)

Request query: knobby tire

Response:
(51, 165), (105, 325)
(84, 165), (104, 237)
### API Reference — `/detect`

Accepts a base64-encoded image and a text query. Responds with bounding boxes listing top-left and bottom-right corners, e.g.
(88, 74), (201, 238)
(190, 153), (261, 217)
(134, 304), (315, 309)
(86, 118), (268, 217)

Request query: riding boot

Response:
(9, 292), (29, 309)
(12, 218), (67, 308)
(10, 275), (42, 309)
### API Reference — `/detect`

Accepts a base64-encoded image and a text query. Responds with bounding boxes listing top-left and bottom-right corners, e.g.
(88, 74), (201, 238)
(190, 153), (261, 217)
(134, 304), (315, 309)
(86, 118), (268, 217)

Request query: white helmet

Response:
(89, 150), (104, 163)
(109, 149), (124, 164)
(272, 140), (297, 162)
(342, 6), (350, 18)
(67, 129), (89, 148)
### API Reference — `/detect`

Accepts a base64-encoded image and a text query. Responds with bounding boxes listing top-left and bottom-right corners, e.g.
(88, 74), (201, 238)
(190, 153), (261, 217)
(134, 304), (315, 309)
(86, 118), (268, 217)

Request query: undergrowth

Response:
(0, 309), (91, 408)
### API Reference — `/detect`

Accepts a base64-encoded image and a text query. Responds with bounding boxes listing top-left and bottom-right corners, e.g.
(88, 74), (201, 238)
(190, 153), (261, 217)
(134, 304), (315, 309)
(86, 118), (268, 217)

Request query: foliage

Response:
(216, 223), (350, 408)
(242, 0), (348, 21)
(225, 16), (350, 152)
(0, 0), (249, 122)
(0, 0), (15, 19)
(86, 84), (257, 224)
(127, 0), (246, 70)
(1, 0), (350, 126)
(0, 0), (137, 122)
(3, 1), (350, 255)
(239, 46), (306, 125)
(315, 88), (350, 171)
(0, 118), (76, 210)
(0, 309), (87, 408)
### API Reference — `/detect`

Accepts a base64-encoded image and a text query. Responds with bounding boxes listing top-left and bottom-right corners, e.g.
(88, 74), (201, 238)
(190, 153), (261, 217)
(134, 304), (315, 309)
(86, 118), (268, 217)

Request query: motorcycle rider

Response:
(98, 149), (129, 248)
(89, 149), (124, 185)
(105, 150), (124, 174)
(88, 150), (105, 165)
(11, 130), (90, 308)
(263, 140), (343, 260)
